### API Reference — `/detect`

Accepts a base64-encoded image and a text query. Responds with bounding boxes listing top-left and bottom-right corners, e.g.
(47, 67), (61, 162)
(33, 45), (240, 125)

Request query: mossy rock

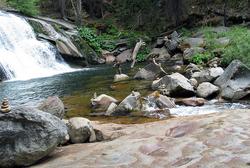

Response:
(72, 36), (104, 65)
(27, 19), (49, 36)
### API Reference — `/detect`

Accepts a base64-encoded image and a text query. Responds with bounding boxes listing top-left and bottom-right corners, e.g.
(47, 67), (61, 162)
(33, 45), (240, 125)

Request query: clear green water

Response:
(0, 64), (159, 123)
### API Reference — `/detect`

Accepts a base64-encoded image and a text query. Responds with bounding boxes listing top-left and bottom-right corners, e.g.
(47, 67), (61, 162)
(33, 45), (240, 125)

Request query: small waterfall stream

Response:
(0, 11), (75, 81)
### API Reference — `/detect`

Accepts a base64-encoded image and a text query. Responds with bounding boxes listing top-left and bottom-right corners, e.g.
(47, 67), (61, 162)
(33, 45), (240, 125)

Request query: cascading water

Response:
(0, 11), (75, 81)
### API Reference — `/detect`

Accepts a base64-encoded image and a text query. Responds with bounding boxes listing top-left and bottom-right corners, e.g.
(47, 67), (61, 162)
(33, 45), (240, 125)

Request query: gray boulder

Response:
(111, 92), (141, 116)
(67, 117), (96, 143)
(197, 82), (220, 98)
(116, 49), (132, 63)
(192, 67), (224, 83)
(214, 60), (250, 100)
(0, 107), (68, 167)
(183, 38), (205, 48)
(152, 73), (195, 97)
(148, 47), (171, 61)
(38, 96), (65, 119)
(134, 63), (162, 80)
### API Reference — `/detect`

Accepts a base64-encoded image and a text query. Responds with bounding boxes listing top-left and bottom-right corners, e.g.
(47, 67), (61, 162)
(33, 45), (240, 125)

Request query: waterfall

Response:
(0, 11), (75, 81)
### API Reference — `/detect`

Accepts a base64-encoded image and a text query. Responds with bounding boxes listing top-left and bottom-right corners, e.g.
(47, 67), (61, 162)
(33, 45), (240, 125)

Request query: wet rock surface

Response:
(31, 109), (250, 168)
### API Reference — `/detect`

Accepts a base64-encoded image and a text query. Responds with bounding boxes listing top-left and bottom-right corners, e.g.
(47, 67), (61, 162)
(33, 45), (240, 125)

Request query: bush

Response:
(184, 26), (250, 66)
(220, 27), (250, 66)
(78, 25), (149, 55)
(7, 0), (40, 16)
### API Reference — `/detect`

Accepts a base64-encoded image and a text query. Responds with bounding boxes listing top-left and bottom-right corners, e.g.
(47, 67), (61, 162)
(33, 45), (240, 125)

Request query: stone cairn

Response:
(0, 98), (11, 113)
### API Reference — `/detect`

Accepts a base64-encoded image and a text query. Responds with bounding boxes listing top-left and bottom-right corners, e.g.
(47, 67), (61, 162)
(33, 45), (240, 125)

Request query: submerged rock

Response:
(214, 60), (250, 100)
(197, 82), (220, 98)
(144, 109), (171, 119)
(114, 74), (129, 82)
(67, 117), (96, 143)
(38, 96), (65, 119)
(111, 91), (141, 116)
(152, 73), (195, 97)
(0, 107), (68, 167)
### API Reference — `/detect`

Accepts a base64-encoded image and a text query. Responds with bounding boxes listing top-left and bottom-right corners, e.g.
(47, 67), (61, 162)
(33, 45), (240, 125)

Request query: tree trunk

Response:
(223, 0), (228, 27)
(131, 39), (145, 69)
(59, 0), (66, 19)
(76, 0), (82, 26)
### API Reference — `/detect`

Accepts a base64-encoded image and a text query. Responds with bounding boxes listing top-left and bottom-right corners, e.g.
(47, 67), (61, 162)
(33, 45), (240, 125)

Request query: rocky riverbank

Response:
(31, 109), (250, 168)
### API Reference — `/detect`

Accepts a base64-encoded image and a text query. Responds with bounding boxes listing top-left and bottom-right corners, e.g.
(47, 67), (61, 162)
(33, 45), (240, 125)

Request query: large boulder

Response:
(111, 91), (141, 116)
(134, 63), (162, 80)
(148, 47), (171, 61)
(67, 117), (96, 143)
(152, 73), (195, 97)
(0, 107), (68, 167)
(214, 60), (250, 100)
(197, 82), (220, 98)
(116, 49), (132, 63)
(192, 67), (224, 83)
(38, 96), (65, 119)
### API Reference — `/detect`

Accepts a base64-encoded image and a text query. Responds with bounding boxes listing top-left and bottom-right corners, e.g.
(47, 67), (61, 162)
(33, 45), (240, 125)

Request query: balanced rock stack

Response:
(0, 98), (11, 113)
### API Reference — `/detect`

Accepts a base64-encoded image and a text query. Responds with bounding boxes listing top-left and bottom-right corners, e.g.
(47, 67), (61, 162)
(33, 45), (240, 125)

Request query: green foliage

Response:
(220, 27), (250, 66)
(7, 0), (40, 16)
(78, 24), (149, 55)
(78, 27), (102, 53)
(185, 26), (250, 66)
(190, 53), (212, 65)
(136, 47), (150, 62)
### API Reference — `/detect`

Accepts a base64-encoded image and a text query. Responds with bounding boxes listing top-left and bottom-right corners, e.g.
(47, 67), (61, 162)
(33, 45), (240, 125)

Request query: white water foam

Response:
(0, 11), (75, 81)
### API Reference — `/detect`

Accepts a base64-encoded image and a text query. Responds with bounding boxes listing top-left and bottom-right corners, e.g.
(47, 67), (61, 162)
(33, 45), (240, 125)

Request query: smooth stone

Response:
(114, 74), (129, 82)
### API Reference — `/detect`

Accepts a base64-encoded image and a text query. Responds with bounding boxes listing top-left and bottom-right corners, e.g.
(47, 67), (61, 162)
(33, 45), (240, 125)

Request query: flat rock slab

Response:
(32, 109), (250, 168)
